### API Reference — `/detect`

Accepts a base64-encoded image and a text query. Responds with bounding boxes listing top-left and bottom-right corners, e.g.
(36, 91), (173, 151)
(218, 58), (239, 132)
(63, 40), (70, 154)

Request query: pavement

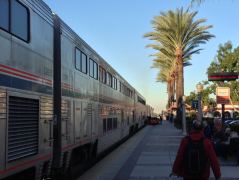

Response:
(78, 121), (239, 180)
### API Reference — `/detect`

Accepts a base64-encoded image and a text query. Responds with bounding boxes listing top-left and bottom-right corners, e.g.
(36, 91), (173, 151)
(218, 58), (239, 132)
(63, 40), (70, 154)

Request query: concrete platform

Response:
(78, 121), (239, 180)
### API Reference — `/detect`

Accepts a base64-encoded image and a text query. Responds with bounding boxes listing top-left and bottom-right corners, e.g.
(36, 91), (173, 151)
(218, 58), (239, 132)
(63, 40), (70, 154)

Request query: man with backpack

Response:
(172, 120), (221, 180)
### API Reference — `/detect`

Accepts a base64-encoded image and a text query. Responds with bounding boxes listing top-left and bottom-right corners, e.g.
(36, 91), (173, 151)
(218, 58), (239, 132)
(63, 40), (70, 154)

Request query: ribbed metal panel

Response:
(62, 100), (70, 119)
(61, 100), (70, 140)
(87, 104), (92, 118)
(8, 96), (39, 162)
(0, 89), (7, 120)
(40, 97), (53, 120)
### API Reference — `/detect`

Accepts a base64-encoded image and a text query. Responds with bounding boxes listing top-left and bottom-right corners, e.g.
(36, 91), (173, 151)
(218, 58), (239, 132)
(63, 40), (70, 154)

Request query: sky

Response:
(44, 0), (239, 113)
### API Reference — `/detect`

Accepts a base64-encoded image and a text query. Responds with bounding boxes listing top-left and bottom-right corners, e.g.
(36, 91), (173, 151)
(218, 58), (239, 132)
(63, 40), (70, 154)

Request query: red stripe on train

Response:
(0, 64), (78, 90)
(0, 64), (52, 84)
(0, 67), (52, 86)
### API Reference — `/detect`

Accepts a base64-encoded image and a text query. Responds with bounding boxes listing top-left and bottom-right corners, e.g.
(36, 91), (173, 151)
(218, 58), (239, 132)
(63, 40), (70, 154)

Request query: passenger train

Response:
(0, 0), (150, 179)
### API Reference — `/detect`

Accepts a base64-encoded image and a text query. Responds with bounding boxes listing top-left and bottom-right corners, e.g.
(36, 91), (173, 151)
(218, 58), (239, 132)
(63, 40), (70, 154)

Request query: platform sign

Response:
(191, 100), (198, 109)
(216, 87), (230, 104)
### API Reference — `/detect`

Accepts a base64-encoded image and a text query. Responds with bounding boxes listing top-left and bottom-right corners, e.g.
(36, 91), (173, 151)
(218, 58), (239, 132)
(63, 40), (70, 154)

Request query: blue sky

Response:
(44, 0), (239, 113)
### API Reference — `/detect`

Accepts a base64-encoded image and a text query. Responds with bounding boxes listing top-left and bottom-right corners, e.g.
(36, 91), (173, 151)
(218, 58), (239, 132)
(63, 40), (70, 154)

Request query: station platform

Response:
(78, 121), (239, 180)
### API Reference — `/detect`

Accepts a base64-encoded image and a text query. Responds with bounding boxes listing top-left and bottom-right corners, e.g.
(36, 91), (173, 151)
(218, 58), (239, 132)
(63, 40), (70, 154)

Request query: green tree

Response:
(186, 83), (216, 111)
(207, 41), (239, 102)
(185, 91), (197, 105)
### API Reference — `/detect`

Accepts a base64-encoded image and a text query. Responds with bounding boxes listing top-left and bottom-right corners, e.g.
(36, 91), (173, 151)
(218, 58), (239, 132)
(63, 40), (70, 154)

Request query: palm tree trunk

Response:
(167, 81), (170, 109)
(167, 80), (174, 109)
(175, 69), (179, 105)
(172, 76), (176, 102)
(178, 60), (184, 103)
(169, 79), (174, 107)
(176, 48), (184, 127)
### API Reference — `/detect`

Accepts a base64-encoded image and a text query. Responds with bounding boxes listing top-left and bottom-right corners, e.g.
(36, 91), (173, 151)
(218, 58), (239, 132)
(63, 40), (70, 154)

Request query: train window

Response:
(89, 59), (98, 80)
(112, 77), (117, 90)
(106, 73), (109, 85)
(107, 118), (113, 131)
(99, 66), (106, 83)
(102, 68), (106, 83)
(109, 74), (112, 87)
(94, 62), (98, 79)
(112, 77), (115, 89)
(75, 49), (81, 71)
(99, 66), (103, 82)
(113, 118), (117, 129)
(81, 52), (87, 74)
(107, 72), (112, 87)
(0, 0), (9, 31)
(75, 48), (87, 74)
(89, 59), (94, 77)
(103, 118), (107, 134)
(11, 0), (29, 41)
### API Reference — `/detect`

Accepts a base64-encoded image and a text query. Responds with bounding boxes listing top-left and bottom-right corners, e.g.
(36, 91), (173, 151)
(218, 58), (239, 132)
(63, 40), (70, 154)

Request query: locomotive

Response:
(0, 0), (149, 179)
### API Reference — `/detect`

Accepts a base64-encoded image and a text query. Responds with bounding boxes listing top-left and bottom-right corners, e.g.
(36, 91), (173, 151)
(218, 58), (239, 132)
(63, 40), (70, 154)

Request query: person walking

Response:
(159, 115), (163, 125)
(203, 120), (212, 139)
(172, 120), (221, 180)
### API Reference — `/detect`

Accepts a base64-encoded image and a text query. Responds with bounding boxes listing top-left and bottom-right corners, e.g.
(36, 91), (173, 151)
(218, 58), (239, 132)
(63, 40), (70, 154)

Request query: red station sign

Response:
(216, 87), (230, 104)
(208, 72), (238, 81)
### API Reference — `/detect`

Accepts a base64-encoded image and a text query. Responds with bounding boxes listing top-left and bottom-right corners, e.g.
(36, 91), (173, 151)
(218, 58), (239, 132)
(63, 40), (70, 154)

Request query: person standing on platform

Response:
(203, 120), (212, 139)
(171, 120), (221, 180)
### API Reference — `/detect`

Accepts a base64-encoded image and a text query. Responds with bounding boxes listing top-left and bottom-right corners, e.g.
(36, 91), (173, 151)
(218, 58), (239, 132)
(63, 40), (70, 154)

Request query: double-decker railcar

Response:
(0, 0), (147, 179)
(146, 104), (154, 118)
(134, 91), (147, 130)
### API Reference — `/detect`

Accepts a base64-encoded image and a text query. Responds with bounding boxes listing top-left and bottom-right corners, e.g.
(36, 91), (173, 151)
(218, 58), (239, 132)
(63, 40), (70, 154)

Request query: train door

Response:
(80, 102), (93, 139)
(40, 96), (53, 149)
(86, 103), (93, 138)
(132, 110), (135, 123)
(139, 112), (143, 126)
(91, 103), (98, 139)
(61, 100), (71, 145)
(120, 109), (124, 137)
(74, 100), (82, 142)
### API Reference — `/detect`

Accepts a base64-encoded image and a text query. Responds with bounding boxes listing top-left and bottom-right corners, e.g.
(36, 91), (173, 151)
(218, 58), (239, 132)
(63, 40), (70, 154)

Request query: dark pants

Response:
(237, 149), (239, 165)
(215, 142), (228, 159)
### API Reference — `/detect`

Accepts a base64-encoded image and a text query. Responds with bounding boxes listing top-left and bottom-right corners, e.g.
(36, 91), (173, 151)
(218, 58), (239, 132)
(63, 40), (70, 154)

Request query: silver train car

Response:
(0, 0), (148, 179)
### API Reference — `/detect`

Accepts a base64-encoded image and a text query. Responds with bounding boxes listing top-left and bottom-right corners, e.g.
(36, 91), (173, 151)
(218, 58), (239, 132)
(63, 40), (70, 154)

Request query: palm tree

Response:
(151, 50), (177, 109)
(144, 8), (214, 121)
(155, 63), (175, 108)
(190, 0), (205, 7)
(154, 55), (192, 110)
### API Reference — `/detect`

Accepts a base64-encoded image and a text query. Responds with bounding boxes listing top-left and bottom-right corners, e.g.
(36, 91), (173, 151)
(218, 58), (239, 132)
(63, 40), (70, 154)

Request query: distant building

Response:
(203, 102), (239, 119)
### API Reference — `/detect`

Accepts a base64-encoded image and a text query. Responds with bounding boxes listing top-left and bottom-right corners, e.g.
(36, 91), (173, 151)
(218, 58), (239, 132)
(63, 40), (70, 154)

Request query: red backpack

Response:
(183, 136), (208, 177)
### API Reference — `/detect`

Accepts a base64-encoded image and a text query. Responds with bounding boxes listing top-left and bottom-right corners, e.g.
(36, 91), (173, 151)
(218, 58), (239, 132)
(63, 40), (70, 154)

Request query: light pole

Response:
(196, 83), (204, 122)
(182, 95), (187, 135)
